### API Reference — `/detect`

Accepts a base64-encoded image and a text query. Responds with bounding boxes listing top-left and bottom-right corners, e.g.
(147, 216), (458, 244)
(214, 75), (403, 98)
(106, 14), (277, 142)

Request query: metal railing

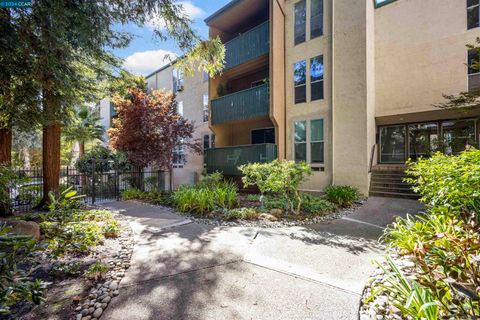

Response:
(206, 143), (277, 176)
(211, 83), (269, 125)
(224, 20), (270, 70)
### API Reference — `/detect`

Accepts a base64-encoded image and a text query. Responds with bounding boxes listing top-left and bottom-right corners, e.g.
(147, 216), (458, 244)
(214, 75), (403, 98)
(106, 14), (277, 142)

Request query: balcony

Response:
(211, 83), (269, 125)
(224, 20), (269, 70)
(206, 143), (277, 176)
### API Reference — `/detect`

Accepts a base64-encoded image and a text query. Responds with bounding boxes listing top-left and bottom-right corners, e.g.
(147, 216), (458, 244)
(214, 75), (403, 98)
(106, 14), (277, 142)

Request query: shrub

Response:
(121, 188), (172, 206)
(0, 224), (48, 315)
(324, 185), (359, 207)
(197, 172), (224, 189)
(245, 194), (261, 202)
(223, 207), (259, 220)
(240, 160), (312, 214)
(405, 150), (480, 211)
(121, 188), (143, 200)
(51, 261), (82, 277)
(301, 194), (336, 215)
(47, 186), (85, 212)
(102, 220), (120, 238)
(85, 262), (109, 281)
(0, 165), (29, 214)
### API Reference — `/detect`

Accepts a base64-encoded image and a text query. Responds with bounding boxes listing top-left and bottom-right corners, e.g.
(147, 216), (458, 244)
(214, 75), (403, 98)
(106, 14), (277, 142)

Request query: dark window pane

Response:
(468, 0), (479, 8)
(408, 123), (439, 160)
(468, 50), (480, 74)
(468, 6), (480, 29)
(380, 126), (406, 163)
(310, 0), (323, 39)
(311, 119), (324, 141)
(265, 128), (275, 144)
(295, 143), (307, 162)
(294, 121), (307, 142)
(203, 135), (210, 151)
(311, 142), (324, 163)
(294, 0), (306, 45)
(251, 129), (265, 144)
(295, 86), (307, 104)
(294, 60), (307, 85)
(311, 81), (324, 101)
(442, 120), (476, 154)
(310, 56), (324, 82)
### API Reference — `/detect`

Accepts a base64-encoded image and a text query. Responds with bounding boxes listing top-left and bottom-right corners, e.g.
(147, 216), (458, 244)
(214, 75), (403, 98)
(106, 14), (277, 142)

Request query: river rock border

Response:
(359, 252), (416, 320)
(75, 214), (134, 320)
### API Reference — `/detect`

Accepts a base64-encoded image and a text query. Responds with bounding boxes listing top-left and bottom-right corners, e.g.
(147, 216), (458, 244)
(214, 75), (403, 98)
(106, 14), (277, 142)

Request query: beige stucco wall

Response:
(375, 0), (480, 119)
(284, 0), (333, 192)
(146, 65), (211, 188)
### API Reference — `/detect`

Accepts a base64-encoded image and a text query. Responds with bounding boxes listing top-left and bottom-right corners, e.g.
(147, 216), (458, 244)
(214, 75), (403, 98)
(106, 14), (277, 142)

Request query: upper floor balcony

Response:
(224, 20), (269, 71)
(211, 82), (269, 125)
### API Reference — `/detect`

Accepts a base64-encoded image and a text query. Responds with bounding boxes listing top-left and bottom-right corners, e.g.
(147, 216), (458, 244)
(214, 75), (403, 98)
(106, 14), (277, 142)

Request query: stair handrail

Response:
(368, 144), (376, 173)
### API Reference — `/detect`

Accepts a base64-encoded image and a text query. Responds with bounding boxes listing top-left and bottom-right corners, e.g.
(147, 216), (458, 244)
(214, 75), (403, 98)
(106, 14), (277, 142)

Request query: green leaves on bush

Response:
(324, 185), (360, 207)
(240, 160), (312, 215)
(223, 207), (259, 220)
(121, 188), (172, 206)
(300, 193), (337, 215)
(47, 186), (85, 212)
(85, 262), (109, 281)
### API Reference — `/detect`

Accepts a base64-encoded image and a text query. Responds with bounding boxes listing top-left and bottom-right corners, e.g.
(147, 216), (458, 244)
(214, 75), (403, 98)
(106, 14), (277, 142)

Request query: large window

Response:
(310, 0), (323, 39)
(468, 0), (480, 30)
(310, 55), (324, 101)
(294, 119), (324, 164)
(202, 93), (209, 122)
(173, 68), (184, 92)
(468, 50), (480, 91)
(442, 120), (476, 154)
(294, 0), (306, 45)
(251, 128), (275, 145)
(173, 139), (186, 167)
(408, 123), (439, 161)
(380, 126), (407, 163)
(294, 60), (307, 104)
(203, 134), (215, 165)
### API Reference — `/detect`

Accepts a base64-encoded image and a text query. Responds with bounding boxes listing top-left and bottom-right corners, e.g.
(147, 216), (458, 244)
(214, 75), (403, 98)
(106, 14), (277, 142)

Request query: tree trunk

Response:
(0, 127), (12, 217)
(79, 142), (85, 158)
(40, 121), (61, 206)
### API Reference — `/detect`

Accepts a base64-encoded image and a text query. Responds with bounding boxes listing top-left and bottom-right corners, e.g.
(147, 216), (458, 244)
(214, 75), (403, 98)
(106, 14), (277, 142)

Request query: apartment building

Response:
(100, 62), (213, 189)
(205, 0), (480, 196)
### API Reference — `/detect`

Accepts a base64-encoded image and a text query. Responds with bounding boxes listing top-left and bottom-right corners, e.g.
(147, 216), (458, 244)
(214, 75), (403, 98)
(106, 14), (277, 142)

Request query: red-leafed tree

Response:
(108, 88), (201, 189)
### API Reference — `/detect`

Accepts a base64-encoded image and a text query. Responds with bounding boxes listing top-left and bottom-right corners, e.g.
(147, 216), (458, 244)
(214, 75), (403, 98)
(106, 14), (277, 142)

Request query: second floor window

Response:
(294, 60), (307, 104)
(173, 68), (184, 92)
(468, 49), (480, 91)
(310, 0), (323, 39)
(177, 101), (184, 116)
(294, 0), (306, 45)
(203, 93), (209, 122)
(468, 0), (480, 29)
(310, 55), (324, 101)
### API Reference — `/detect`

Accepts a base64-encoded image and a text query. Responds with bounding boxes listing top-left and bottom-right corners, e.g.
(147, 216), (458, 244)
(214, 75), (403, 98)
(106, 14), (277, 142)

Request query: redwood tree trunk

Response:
(79, 142), (85, 158)
(40, 121), (61, 206)
(0, 127), (12, 217)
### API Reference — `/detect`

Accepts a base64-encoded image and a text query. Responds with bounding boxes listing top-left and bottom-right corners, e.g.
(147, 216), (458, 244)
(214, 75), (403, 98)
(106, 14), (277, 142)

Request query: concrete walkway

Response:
(100, 198), (424, 320)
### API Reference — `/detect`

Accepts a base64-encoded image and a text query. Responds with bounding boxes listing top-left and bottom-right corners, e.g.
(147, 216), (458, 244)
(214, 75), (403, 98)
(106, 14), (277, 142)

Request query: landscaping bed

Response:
(1, 189), (134, 320)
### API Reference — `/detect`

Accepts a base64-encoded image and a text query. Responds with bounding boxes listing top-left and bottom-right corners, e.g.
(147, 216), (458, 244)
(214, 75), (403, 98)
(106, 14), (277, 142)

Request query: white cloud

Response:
(123, 49), (177, 76)
(146, 1), (206, 30)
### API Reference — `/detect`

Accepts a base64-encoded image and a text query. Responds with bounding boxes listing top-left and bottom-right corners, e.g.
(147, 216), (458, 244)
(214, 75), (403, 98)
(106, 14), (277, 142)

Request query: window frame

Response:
(294, 60), (307, 104)
(203, 133), (215, 166)
(294, 0), (307, 46)
(373, 0), (397, 8)
(468, 0), (480, 30)
(310, 119), (324, 164)
(310, 0), (323, 39)
(310, 55), (324, 101)
(202, 93), (209, 122)
(294, 119), (325, 165)
(251, 127), (275, 145)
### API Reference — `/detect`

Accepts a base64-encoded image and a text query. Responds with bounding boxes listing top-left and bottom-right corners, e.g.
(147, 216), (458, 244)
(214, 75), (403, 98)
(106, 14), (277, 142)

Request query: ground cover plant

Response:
(372, 150), (480, 319)
(324, 185), (360, 207)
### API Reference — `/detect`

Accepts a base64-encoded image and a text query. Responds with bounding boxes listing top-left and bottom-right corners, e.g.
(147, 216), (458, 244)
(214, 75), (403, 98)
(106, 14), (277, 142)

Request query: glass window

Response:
(251, 128), (275, 144)
(177, 101), (183, 116)
(408, 123), (439, 160)
(173, 68), (184, 92)
(380, 126), (406, 163)
(468, 50), (480, 75)
(203, 134), (211, 165)
(203, 93), (209, 122)
(294, 121), (307, 162)
(294, 0), (306, 45)
(374, 0), (396, 8)
(310, 56), (324, 101)
(311, 119), (324, 163)
(294, 60), (307, 104)
(468, 0), (480, 29)
(173, 141), (186, 166)
(442, 120), (476, 155)
(203, 71), (209, 82)
(310, 0), (323, 39)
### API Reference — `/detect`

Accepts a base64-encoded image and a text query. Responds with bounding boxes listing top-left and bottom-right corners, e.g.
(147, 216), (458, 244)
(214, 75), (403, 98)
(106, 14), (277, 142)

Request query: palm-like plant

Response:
(64, 106), (104, 158)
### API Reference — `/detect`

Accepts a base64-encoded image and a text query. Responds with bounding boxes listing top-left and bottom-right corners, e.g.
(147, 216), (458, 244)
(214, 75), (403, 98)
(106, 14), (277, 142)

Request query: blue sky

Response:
(114, 0), (231, 76)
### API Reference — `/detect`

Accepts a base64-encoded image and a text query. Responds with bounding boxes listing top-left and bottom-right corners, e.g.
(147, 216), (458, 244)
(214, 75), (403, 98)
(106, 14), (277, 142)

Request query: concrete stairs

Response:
(369, 165), (420, 200)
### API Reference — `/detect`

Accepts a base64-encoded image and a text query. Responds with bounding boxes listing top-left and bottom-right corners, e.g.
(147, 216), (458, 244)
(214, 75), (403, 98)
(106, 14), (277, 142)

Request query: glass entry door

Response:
(380, 126), (407, 163)
(408, 123), (439, 161)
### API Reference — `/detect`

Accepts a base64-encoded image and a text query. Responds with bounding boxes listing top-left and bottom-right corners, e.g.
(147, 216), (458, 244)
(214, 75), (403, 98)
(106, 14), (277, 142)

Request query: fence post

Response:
(91, 160), (96, 205)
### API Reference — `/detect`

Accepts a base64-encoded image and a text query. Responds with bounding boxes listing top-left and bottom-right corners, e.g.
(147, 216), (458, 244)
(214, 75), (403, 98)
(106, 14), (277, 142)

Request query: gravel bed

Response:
(74, 213), (134, 320)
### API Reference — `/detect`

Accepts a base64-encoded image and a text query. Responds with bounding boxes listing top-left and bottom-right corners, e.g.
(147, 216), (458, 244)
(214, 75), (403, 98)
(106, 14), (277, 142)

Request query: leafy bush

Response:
(121, 188), (172, 206)
(0, 224), (48, 315)
(102, 220), (120, 238)
(300, 193), (336, 215)
(0, 165), (29, 214)
(405, 150), (480, 211)
(223, 207), (259, 220)
(324, 185), (359, 207)
(85, 262), (109, 281)
(245, 194), (261, 202)
(197, 172), (224, 189)
(121, 188), (143, 200)
(51, 261), (82, 277)
(75, 146), (130, 174)
(240, 160), (312, 214)
(47, 186), (85, 212)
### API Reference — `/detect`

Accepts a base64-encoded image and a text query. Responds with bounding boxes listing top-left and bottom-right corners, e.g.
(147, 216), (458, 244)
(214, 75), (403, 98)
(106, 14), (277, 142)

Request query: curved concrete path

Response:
(100, 198), (424, 320)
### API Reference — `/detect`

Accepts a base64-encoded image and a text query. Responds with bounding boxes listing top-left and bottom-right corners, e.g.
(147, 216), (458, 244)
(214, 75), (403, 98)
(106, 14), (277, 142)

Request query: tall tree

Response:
(63, 106), (104, 158)
(2, 1), (224, 206)
(109, 88), (201, 189)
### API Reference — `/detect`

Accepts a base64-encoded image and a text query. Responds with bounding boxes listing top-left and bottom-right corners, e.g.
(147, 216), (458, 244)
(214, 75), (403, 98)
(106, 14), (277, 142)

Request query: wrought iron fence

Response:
(9, 164), (169, 212)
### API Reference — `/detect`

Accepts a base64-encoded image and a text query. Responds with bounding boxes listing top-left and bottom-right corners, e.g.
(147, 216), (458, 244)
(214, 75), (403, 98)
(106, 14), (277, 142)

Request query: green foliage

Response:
(51, 261), (82, 278)
(223, 207), (259, 220)
(405, 150), (480, 211)
(324, 185), (360, 207)
(0, 165), (29, 213)
(85, 262), (109, 281)
(47, 187), (85, 212)
(102, 220), (120, 238)
(240, 160), (313, 215)
(300, 193), (337, 215)
(197, 172), (224, 189)
(121, 188), (172, 206)
(0, 224), (48, 315)
(75, 146), (125, 174)
(173, 183), (239, 217)
(63, 105), (104, 147)
(245, 194), (261, 202)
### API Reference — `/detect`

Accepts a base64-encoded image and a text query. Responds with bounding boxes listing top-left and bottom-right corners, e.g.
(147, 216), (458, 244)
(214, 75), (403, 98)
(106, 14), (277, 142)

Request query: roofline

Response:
(204, 0), (243, 25)
(145, 58), (178, 79)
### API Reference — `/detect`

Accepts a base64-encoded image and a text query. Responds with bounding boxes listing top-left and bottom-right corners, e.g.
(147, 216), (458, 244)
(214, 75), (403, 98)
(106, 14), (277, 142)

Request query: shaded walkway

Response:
(100, 197), (424, 320)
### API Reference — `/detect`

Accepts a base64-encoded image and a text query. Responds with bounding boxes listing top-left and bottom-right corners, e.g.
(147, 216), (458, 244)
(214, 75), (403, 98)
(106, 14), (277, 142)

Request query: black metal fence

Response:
(9, 165), (168, 212)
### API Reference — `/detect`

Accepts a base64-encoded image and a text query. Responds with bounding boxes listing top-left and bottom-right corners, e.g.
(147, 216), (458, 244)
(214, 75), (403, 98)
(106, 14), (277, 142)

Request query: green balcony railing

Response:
(211, 83), (269, 125)
(206, 143), (277, 176)
(224, 20), (269, 70)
